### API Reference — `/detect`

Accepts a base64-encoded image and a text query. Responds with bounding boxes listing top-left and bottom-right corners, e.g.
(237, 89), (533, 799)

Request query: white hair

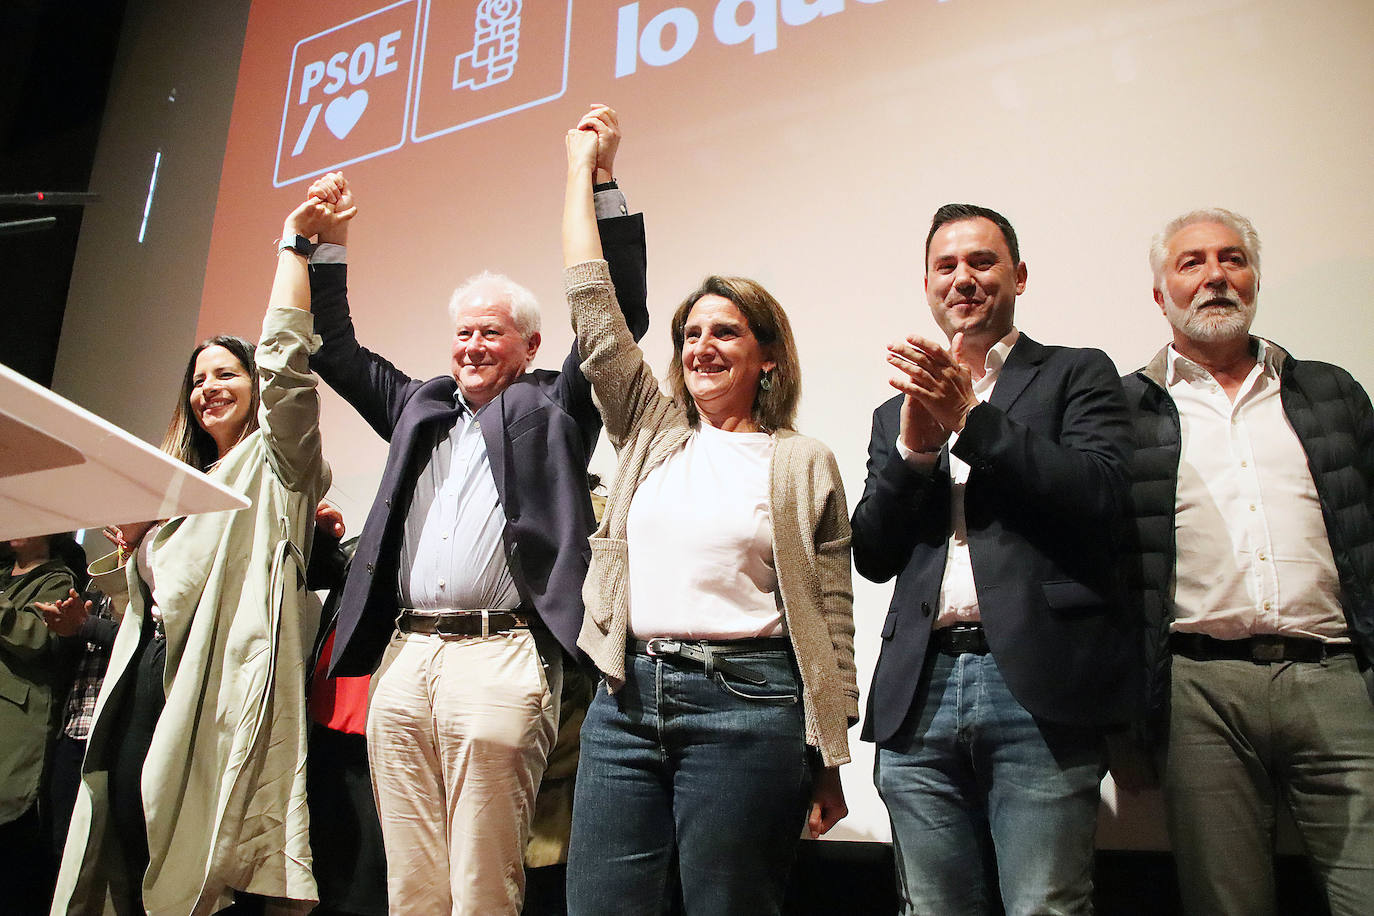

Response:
(447, 271), (541, 339)
(1149, 207), (1262, 288)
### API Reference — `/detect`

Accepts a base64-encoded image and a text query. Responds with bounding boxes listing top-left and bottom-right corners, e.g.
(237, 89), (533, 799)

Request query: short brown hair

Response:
(668, 276), (800, 433)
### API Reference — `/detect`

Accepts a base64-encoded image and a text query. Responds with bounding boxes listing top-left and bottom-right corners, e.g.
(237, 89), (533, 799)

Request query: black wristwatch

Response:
(277, 234), (314, 257)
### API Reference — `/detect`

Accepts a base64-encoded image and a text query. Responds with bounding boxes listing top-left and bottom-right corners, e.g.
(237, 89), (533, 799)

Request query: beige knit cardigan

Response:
(566, 260), (858, 766)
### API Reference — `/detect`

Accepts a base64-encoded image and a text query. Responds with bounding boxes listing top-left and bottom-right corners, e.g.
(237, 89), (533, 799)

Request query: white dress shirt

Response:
(896, 329), (1020, 628)
(1167, 340), (1346, 642)
(398, 396), (518, 611)
(311, 245), (517, 611)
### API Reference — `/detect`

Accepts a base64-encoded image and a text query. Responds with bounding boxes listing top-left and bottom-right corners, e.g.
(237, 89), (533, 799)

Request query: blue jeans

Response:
(875, 650), (1104, 916)
(566, 647), (813, 916)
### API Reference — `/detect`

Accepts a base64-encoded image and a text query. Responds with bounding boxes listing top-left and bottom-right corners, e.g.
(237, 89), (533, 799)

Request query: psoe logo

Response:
(411, 0), (573, 143)
(274, 0), (423, 187)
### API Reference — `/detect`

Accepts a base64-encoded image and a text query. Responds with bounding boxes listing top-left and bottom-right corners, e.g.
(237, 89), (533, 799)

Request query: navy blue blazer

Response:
(311, 214), (648, 676)
(851, 334), (1141, 745)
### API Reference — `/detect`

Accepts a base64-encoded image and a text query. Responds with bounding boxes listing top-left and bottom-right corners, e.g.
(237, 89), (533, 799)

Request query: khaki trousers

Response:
(367, 627), (560, 916)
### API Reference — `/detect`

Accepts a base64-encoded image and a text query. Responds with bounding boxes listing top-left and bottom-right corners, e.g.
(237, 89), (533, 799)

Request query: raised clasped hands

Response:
(285, 170), (357, 245)
(566, 104), (620, 181)
(565, 123), (599, 177)
(888, 331), (978, 453)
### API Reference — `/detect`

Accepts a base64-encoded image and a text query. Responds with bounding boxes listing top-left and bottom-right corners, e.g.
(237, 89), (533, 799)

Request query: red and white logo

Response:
(274, 0), (422, 187)
(411, 0), (572, 143)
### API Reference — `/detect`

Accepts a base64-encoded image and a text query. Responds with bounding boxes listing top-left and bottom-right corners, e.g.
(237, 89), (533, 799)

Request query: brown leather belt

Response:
(1170, 632), (1357, 664)
(397, 609), (529, 638)
(932, 624), (990, 656)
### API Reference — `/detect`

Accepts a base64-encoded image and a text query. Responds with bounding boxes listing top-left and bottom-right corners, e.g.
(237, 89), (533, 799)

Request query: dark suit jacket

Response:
(310, 214), (648, 676)
(851, 334), (1140, 746)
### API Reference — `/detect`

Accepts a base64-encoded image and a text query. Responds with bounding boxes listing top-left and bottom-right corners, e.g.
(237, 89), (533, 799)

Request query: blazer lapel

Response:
(477, 393), (509, 509)
(988, 334), (1046, 416)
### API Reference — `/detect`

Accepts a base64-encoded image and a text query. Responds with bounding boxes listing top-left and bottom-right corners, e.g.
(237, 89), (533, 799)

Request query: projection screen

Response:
(54, 0), (1374, 843)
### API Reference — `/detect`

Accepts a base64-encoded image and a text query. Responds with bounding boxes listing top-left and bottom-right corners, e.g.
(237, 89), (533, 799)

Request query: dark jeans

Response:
(566, 647), (812, 916)
(107, 616), (166, 912)
(49, 732), (87, 858)
(0, 801), (53, 914)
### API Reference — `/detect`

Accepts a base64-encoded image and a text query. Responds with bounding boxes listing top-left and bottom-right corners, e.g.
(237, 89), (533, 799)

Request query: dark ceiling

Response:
(1, 0), (128, 386)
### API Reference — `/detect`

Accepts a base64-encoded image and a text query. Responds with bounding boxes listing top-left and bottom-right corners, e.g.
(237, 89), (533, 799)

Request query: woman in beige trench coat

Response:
(52, 195), (353, 916)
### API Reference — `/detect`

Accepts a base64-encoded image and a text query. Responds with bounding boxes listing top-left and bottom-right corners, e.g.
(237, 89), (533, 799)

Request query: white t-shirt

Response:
(626, 422), (783, 639)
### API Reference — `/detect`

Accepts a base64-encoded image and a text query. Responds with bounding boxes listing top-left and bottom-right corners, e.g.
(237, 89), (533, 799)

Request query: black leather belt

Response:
(398, 609), (529, 637)
(1170, 632), (1356, 664)
(932, 624), (990, 656)
(629, 637), (789, 686)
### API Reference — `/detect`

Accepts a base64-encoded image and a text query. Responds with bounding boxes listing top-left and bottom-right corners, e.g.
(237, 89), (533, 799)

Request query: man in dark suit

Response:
(300, 107), (646, 915)
(852, 204), (1137, 914)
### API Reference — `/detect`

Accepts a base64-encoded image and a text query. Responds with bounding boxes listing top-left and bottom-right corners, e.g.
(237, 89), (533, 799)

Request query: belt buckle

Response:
(645, 637), (681, 657)
(1250, 637), (1285, 664)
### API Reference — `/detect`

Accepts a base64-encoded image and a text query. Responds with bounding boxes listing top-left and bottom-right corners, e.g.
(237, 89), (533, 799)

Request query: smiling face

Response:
(449, 290), (540, 409)
(1155, 220), (1258, 346)
(188, 345), (254, 456)
(679, 294), (775, 430)
(925, 216), (1027, 347)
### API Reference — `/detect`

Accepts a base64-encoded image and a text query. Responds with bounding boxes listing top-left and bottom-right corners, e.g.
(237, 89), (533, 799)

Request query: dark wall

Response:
(0, 0), (127, 386)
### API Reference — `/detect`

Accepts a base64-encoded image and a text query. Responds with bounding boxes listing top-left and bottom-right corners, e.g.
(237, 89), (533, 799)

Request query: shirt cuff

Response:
(594, 187), (629, 219)
(895, 437), (941, 471)
(311, 242), (347, 265)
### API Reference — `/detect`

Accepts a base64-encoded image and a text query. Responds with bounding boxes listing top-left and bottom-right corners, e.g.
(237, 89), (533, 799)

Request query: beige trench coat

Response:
(52, 307), (330, 916)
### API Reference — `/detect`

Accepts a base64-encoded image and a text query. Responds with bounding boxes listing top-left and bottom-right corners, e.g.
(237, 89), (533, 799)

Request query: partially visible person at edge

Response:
(50, 193), (347, 915)
(560, 111), (857, 916)
(1, 532), (79, 913)
(1122, 207), (1374, 916)
(38, 551), (115, 864)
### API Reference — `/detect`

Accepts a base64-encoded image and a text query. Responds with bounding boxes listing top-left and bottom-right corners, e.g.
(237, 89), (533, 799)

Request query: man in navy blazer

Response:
(301, 109), (647, 915)
(852, 204), (1138, 914)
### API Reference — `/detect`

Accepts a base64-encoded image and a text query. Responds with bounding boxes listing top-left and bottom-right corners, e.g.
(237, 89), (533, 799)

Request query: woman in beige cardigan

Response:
(52, 195), (351, 916)
(561, 109), (858, 916)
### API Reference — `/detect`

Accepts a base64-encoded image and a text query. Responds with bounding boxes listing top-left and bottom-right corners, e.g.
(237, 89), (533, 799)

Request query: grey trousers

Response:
(1164, 652), (1374, 916)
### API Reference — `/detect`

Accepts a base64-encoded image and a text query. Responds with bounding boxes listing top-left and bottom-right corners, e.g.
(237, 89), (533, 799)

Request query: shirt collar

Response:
(1165, 336), (1272, 387)
(973, 327), (1020, 393)
(453, 385), (476, 414)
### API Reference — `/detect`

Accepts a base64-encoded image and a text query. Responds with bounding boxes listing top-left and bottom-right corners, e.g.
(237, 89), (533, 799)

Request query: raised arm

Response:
(272, 195), (353, 315)
(563, 111), (665, 449)
(304, 174), (421, 440)
(254, 195), (352, 492)
(563, 121), (603, 267)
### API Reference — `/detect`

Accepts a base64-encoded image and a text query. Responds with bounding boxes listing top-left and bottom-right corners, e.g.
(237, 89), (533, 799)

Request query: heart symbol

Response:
(324, 90), (369, 139)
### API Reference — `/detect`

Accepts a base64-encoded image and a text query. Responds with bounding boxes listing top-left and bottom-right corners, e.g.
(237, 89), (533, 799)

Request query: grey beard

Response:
(1166, 290), (1255, 343)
